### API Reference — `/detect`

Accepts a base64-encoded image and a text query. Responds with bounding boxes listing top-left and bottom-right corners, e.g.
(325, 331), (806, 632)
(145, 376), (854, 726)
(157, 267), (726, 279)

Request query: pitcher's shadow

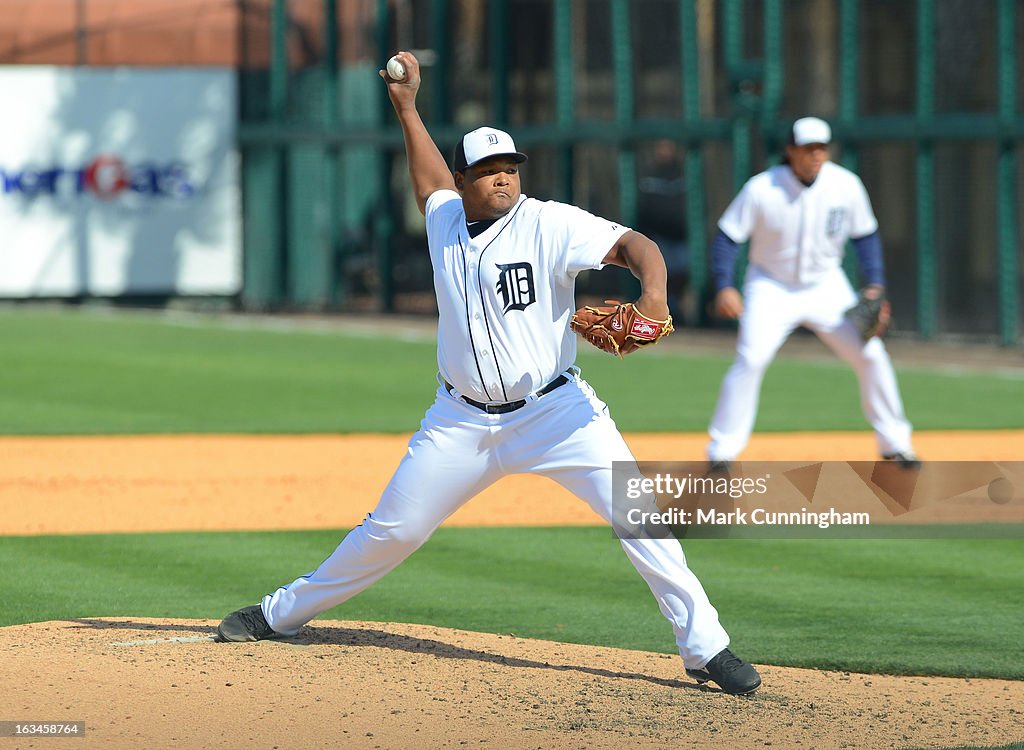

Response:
(68, 618), (712, 692)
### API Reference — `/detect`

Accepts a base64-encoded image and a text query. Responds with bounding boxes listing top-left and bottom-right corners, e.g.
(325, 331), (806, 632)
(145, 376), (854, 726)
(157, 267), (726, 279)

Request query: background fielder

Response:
(706, 117), (918, 468)
(217, 51), (761, 696)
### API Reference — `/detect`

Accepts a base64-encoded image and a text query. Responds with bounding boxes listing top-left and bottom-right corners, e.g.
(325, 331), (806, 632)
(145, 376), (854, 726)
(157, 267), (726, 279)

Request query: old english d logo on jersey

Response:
(826, 207), (847, 238)
(495, 262), (536, 313)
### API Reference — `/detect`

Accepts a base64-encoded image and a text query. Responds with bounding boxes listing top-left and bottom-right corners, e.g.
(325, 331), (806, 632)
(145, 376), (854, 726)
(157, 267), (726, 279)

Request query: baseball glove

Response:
(845, 287), (891, 340)
(570, 300), (674, 357)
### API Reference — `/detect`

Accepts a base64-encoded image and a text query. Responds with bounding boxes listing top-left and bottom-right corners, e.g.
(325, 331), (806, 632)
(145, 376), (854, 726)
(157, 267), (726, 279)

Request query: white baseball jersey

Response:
(719, 161), (878, 286)
(425, 189), (629, 403)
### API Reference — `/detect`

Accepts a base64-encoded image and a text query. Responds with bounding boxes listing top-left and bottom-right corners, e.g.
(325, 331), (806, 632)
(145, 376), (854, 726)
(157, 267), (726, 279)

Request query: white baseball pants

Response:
(263, 374), (731, 669)
(707, 265), (914, 461)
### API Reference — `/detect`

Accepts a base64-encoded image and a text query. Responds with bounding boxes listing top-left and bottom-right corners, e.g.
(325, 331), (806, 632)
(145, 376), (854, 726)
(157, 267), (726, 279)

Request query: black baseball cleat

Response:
(686, 648), (762, 695)
(707, 459), (733, 474)
(216, 604), (283, 642)
(882, 451), (922, 470)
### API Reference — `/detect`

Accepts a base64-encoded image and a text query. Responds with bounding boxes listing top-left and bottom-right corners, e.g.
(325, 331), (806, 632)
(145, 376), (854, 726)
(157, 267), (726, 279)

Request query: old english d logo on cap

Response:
(453, 126), (528, 171)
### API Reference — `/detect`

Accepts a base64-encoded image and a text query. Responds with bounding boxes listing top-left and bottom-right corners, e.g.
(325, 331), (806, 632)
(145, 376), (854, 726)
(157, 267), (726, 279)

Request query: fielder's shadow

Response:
(302, 624), (705, 692)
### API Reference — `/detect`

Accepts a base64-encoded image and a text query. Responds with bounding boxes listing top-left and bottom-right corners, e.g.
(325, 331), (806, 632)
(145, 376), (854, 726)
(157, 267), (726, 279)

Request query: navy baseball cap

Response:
(453, 127), (528, 172)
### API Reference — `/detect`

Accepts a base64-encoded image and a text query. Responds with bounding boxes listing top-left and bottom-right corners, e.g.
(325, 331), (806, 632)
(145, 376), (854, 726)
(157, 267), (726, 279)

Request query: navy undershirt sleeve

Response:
(710, 229), (741, 291)
(851, 230), (886, 287)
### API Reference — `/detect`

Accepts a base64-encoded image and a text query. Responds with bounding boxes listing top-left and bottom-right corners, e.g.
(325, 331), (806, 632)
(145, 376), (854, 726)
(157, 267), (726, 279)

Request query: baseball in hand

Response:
(386, 56), (406, 81)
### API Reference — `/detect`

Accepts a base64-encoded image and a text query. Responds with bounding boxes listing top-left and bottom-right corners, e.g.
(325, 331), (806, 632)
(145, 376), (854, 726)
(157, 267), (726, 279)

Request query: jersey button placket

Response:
(797, 191), (808, 285)
(467, 247), (500, 401)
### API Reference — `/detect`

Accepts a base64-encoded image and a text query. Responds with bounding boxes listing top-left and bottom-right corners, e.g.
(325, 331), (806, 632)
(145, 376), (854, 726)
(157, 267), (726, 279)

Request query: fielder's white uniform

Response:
(707, 160), (914, 461)
(262, 189), (731, 669)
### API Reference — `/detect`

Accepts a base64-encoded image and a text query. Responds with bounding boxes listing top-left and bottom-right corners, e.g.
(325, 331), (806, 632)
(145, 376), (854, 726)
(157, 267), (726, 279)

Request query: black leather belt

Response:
(445, 373), (571, 414)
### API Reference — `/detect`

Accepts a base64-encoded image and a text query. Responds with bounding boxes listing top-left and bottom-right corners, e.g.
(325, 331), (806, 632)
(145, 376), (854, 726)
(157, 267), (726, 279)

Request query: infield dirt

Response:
(3, 617), (1024, 750)
(2, 431), (1021, 535)
(1, 432), (1022, 749)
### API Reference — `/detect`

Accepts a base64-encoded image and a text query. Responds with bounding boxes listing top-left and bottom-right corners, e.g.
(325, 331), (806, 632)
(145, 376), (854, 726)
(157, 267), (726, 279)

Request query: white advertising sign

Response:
(0, 67), (241, 296)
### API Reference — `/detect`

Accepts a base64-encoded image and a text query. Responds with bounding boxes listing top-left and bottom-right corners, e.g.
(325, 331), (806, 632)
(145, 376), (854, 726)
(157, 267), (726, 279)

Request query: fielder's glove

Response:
(570, 299), (674, 357)
(845, 286), (891, 341)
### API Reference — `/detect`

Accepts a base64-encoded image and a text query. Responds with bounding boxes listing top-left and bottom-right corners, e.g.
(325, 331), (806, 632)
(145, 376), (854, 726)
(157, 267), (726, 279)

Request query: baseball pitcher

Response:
(216, 51), (761, 697)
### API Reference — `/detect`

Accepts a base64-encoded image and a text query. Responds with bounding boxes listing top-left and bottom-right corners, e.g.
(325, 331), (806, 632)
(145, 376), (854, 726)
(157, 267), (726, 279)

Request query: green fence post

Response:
(723, 0), (750, 192)
(375, 0), (394, 311)
(839, 0), (860, 285)
(611, 0), (635, 226)
(838, 0), (858, 128)
(242, 0), (288, 310)
(489, 0), (509, 125)
(680, 0), (707, 324)
(323, 0), (337, 118)
(997, 0), (1019, 345)
(281, 0), (340, 309)
(553, 0), (574, 203)
(242, 149), (284, 310)
(915, 0), (936, 338)
(273, 0), (289, 306)
(271, 0), (288, 123)
(323, 0), (341, 307)
(611, 0), (639, 300)
(431, 0), (450, 123)
(762, 0), (784, 290)
(723, 0), (751, 295)
(762, 0), (782, 127)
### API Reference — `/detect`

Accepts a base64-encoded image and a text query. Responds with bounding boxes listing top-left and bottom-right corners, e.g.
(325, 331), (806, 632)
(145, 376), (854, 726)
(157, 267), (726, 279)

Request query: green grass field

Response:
(1, 307), (1022, 685)
(0, 307), (1021, 433)
(1, 529), (1021, 680)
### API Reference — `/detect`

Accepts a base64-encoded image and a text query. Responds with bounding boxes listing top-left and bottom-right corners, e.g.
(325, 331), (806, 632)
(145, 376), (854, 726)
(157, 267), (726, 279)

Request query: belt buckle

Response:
(490, 399), (524, 414)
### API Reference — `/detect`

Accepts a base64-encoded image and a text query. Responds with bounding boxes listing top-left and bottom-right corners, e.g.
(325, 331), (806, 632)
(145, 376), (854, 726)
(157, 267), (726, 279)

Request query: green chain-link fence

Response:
(238, 0), (1023, 345)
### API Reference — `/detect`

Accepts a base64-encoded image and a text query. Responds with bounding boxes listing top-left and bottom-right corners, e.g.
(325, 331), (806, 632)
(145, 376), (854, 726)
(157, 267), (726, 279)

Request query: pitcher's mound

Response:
(2, 618), (1020, 750)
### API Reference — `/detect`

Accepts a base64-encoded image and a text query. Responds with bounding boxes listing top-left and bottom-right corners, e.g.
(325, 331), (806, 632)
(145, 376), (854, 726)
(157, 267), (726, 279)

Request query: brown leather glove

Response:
(845, 286), (891, 340)
(570, 300), (674, 358)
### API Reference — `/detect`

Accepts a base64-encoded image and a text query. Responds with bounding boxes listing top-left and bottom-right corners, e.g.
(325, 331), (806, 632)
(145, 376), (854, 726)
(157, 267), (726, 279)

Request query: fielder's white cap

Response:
(789, 116), (832, 146)
(453, 126), (528, 172)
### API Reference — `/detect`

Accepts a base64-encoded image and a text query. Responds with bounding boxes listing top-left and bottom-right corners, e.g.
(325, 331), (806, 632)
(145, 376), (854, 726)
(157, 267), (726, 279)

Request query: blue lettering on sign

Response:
(0, 156), (195, 199)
